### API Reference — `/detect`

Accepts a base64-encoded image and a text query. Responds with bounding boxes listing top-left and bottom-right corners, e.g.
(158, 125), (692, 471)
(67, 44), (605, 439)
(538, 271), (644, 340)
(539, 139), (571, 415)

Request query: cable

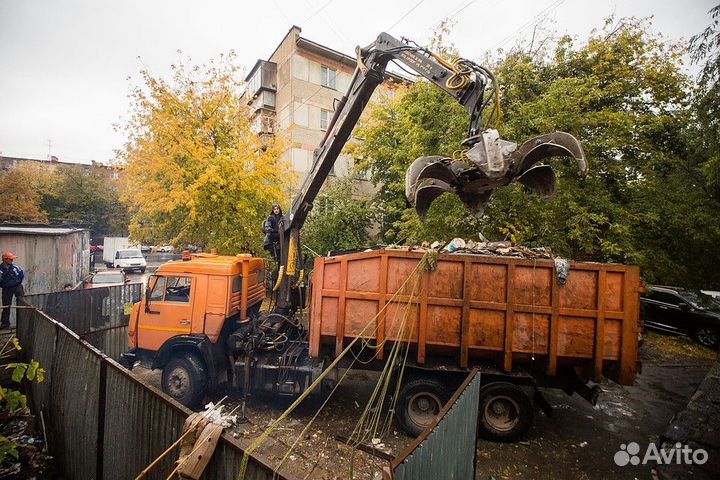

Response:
(387, 0), (426, 32)
(493, 0), (566, 51)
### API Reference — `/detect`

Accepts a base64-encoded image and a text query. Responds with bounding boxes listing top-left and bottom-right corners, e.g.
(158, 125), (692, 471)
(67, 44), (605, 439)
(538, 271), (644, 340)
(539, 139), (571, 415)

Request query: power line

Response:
(492, 0), (565, 51)
(303, 0), (337, 22)
(387, 0), (426, 32)
(448, 0), (477, 20)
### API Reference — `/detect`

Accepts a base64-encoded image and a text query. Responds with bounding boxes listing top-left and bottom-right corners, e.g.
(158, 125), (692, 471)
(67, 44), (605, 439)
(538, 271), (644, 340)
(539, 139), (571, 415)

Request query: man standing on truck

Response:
(0, 251), (25, 329)
(262, 204), (284, 261)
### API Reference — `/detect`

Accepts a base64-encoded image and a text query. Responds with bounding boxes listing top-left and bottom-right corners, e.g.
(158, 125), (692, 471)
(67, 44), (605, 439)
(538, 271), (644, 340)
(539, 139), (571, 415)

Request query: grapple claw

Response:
(405, 130), (587, 220)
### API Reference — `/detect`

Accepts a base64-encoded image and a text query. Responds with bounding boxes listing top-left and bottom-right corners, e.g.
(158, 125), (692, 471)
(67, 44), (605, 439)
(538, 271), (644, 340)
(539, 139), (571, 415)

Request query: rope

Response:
(238, 253), (430, 479)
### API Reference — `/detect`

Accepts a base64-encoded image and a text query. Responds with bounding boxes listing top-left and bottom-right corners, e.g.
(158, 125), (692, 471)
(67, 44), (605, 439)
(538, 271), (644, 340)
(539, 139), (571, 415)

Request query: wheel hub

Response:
(166, 368), (190, 398)
(407, 392), (442, 428)
(484, 395), (520, 432)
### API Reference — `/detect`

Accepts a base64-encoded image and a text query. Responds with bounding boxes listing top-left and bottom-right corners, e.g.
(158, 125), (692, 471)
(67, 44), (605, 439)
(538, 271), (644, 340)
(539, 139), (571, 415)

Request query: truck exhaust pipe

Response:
(405, 130), (587, 219)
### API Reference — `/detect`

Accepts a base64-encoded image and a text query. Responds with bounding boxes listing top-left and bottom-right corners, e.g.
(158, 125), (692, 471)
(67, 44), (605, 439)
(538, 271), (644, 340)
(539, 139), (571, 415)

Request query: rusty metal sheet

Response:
(50, 326), (101, 479)
(392, 371), (480, 480)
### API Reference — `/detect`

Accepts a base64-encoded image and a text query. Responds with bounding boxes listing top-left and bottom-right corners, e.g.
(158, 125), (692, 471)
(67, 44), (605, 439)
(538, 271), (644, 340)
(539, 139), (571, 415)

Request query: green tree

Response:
(116, 53), (293, 253)
(355, 17), (720, 287)
(302, 178), (377, 256)
(42, 164), (129, 235)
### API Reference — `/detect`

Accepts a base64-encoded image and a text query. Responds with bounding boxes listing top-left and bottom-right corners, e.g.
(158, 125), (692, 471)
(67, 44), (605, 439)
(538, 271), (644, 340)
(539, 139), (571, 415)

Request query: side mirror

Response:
(678, 302), (690, 311)
(144, 286), (151, 312)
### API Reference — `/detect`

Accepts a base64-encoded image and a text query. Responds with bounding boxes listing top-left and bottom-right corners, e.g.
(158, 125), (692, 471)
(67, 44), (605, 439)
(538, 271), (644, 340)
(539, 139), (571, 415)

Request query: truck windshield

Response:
(118, 250), (143, 259)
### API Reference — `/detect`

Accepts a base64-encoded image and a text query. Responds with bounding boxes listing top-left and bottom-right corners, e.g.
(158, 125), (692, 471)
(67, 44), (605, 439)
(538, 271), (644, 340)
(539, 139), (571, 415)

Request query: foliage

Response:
(0, 168), (48, 223)
(302, 178), (377, 256)
(0, 337), (45, 463)
(42, 164), (129, 235)
(116, 52), (293, 254)
(354, 17), (720, 288)
(688, 4), (720, 198)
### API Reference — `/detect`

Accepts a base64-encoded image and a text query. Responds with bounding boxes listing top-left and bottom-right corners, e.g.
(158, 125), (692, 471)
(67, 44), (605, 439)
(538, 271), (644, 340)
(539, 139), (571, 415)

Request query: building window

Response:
(262, 91), (276, 109)
(320, 65), (336, 89)
(320, 108), (330, 131)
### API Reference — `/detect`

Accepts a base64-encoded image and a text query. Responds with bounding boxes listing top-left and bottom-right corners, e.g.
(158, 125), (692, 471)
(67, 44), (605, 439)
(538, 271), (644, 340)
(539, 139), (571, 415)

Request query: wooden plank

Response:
(460, 260), (472, 368)
(619, 267), (640, 385)
(417, 271), (429, 365)
(377, 253), (388, 360)
(594, 269), (607, 380)
(176, 423), (224, 479)
(503, 264), (515, 372)
(335, 259), (348, 357)
(309, 259), (324, 357)
(547, 264), (560, 376)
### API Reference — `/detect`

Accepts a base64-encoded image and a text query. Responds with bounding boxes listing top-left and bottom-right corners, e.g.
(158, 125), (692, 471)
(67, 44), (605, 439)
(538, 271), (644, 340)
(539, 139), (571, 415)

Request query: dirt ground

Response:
(131, 332), (717, 479)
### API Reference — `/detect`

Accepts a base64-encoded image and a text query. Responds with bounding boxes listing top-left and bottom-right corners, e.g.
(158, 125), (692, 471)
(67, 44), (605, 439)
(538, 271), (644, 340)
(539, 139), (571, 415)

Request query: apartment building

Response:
(244, 26), (408, 200)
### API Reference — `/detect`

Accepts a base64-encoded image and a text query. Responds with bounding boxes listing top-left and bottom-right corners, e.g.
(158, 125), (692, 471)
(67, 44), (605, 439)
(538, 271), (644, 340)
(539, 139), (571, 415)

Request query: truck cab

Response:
(123, 253), (266, 406)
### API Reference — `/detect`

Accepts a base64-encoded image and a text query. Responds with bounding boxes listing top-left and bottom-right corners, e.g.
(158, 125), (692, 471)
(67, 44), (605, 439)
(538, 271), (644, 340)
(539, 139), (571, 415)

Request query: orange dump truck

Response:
(123, 249), (642, 441)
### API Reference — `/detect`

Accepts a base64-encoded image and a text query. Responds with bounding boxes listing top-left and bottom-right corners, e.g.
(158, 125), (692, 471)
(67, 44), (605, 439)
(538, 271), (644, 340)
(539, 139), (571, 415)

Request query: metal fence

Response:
(24, 283), (142, 360)
(16, 293), (297, 480)
(384, 370), (481, 480)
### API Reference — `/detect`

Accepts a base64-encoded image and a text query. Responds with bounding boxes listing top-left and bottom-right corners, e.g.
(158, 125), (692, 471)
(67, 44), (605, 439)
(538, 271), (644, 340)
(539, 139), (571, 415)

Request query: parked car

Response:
(158, 245), (174, 253)
(140, 245), (153, 254)
(84, 270), (129, 288)
(641, 285), (720, 348)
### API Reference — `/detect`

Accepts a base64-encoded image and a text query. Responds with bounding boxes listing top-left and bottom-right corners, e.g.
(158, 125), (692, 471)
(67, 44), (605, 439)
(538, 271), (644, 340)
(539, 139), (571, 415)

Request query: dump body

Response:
(310, 249), (641, 385)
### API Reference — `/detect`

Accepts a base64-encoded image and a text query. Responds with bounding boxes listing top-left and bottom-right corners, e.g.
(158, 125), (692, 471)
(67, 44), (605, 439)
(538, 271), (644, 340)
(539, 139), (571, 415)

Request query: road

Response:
(129, 333), (717, 479)
(93, 252), (178, 286)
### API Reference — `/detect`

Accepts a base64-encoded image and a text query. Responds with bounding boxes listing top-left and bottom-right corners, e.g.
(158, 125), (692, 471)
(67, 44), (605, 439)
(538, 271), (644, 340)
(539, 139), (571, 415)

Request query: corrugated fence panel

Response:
(82, 325), (129, 361)
(394, 372), (481, 480)
(51, 326), (102, 479)
(17, 309), (57, 429)
(103, 360), (187, 480)
(25, 283), (142, 335)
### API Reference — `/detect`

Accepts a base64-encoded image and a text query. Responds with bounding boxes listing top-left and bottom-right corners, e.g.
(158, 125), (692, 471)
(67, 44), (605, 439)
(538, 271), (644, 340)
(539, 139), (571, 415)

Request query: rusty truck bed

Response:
(309, 249), (641, 385)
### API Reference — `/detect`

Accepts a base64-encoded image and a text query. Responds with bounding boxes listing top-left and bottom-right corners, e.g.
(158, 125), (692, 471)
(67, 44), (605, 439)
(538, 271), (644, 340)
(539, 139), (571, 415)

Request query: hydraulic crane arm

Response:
(274, 32), (587, 313)
(275, 32), (493, 312)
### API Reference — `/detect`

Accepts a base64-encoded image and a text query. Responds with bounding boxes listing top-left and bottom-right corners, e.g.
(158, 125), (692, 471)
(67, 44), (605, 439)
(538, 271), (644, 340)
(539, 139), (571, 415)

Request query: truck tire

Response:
(397, 378), (450, 437)
(140, 267), (146, 273)
(161, 353), (208, 409)
(477, 382), (533, 442)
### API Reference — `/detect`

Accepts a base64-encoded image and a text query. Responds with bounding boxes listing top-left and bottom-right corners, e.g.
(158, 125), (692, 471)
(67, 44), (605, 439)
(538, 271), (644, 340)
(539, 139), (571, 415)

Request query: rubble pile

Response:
(0, 412), (56, 479)
(387, 237), (554, 259)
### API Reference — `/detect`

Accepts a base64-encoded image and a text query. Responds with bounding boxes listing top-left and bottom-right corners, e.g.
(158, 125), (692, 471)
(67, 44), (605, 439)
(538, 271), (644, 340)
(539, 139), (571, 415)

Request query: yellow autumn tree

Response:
(115, 52), (292, 254)
(0, 168), (49, 223)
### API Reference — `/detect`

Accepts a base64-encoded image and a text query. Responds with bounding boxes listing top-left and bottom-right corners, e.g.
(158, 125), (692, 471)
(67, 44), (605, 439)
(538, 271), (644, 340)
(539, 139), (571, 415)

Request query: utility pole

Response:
(47, 139), (52, 161)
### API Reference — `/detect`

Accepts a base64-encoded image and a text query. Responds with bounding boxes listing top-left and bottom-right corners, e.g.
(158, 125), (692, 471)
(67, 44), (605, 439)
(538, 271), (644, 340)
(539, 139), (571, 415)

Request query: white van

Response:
(111, 248), (147, 273)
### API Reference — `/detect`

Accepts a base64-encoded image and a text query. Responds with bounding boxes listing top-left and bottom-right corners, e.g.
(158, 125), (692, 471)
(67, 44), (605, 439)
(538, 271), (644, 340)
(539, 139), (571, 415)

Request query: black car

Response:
(641, 286), (720, 348)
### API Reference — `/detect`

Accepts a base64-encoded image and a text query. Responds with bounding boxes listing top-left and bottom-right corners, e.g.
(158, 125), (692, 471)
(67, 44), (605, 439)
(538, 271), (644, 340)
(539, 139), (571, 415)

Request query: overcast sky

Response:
(0, 0), (715, 164)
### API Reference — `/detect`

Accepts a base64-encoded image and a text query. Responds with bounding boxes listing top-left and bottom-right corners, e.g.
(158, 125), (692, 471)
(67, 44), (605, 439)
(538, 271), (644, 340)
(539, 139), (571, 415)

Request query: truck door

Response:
(137, 275), (195, 351)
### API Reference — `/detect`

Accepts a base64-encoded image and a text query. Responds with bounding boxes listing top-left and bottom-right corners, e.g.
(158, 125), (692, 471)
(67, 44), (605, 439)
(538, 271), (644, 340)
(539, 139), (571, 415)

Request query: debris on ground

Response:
(0, 412), (57, 479)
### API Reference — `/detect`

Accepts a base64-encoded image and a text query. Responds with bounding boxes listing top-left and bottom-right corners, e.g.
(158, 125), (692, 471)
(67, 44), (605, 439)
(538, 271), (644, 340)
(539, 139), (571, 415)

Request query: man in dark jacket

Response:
(262, 204), (285, 261)
(0, 251), (24, 329)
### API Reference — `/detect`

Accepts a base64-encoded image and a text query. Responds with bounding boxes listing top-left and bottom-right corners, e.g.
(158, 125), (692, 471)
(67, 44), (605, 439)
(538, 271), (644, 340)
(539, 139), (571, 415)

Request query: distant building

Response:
(0, 224), (90, 294)
(0, 155), (122, 180)
(244, 26), (409, 200)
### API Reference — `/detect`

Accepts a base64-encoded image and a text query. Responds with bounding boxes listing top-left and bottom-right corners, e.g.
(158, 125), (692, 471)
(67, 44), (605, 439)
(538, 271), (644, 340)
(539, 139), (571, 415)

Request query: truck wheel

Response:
(397, 378), (449, 437)
(161, 353), (207, 408)
(140, 267), (146, 273)
(477, 382), (533, 442)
